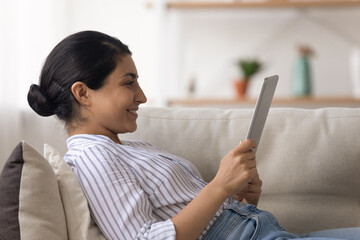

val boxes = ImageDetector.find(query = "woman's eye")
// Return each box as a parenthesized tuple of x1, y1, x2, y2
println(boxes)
(125, 81, 135, 86)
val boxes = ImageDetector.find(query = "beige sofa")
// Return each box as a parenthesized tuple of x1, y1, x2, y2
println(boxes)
(123, 107, 360, 234)
(1, 107, 359, 239)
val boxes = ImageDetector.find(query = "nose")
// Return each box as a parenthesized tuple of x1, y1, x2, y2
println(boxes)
(136, 84, 147, 104)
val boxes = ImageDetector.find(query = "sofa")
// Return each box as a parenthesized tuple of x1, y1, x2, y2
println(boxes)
(0, 107, 359, 239)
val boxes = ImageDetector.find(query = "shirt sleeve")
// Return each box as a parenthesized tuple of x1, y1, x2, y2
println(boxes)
(73, 145, 176, 240)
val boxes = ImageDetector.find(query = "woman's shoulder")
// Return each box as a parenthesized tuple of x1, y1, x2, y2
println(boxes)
(67, 134, 113, 147)
(66, 134, 156, 156)
(65, 135, 160, 169)
(66, 134, 122, 158)
(121, 139, 170, 154)
(121, 139, 153, 148)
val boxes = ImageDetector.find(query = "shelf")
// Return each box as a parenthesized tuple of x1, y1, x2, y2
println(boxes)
(168, 97, 360, 108)
(146, 1, 360, 106)
(164, 0, 360, 9)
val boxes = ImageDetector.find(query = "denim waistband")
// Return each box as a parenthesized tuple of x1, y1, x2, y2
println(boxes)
(203, 201, 359, 240)
(228, 201, 262, 217)
(203, 201, 295, 240)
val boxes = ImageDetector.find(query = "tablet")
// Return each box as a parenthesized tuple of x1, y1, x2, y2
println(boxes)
(246, 75, 278, 152)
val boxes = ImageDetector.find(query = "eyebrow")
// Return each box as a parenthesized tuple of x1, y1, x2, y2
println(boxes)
(120, 73, 138, 79)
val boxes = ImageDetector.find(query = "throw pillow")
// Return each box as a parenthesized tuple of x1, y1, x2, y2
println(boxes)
(44, 143, 106, 240)
(0, 141, 68, 240)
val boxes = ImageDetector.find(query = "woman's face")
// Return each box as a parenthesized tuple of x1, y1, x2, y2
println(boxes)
(86, 54, 147, 141)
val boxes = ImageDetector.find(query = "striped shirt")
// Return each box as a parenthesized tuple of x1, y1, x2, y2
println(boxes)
(64, 134, 232, 240)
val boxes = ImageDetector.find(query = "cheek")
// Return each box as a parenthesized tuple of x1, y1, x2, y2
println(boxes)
(114, 92, 134, 113)
(120, 90, 135, 105)
(93, 89, 134, 119)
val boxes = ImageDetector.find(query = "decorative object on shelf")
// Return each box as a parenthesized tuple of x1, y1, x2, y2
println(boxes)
(234, 59, 262, 97)
(292, 45, 314, 97)
(350, 46, 360, 98)
(187, 74, 197, 97)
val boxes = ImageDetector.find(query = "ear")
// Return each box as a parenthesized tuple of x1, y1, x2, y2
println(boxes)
(71, 82, 91, 106)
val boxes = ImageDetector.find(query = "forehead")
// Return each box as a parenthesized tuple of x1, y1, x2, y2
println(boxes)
(114, 54, 137, 75)
(103, 54, 137, 86)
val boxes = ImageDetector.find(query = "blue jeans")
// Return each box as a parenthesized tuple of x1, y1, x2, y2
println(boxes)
(203, 202, 360, 240)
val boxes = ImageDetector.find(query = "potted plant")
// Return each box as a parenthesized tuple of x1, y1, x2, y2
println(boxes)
(234, 59, 262, 97)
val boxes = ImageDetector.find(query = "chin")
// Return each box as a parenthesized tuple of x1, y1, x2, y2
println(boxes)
(127, 124, 138, 133)
(127, 129, 137, 133)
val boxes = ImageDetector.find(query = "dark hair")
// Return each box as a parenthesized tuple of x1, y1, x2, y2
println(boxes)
(27, 30, 131, 124)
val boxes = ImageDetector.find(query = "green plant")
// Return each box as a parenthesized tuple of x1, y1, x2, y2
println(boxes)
(237, 60, 262, 80)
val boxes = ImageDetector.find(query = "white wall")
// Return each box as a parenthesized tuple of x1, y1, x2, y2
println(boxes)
(0, 0, 158, 168)
(160, 7, 360, 99)
(1, 1, 360, 168)
(63, 0, 159, 104)
(2, 1, 360, 108)
(0, 0, 68, 168)
(0, 0, 158, 108)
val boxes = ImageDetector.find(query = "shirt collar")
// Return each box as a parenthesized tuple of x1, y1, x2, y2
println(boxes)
(66, 134, 115, 149)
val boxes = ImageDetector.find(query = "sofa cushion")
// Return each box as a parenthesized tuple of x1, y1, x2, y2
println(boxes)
(122, 107, 360, 233)
(0, 141, 67, 240)
(44, 143, 106, 240)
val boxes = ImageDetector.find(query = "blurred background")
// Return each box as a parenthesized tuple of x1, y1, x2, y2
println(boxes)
(1, 0, 360, 165)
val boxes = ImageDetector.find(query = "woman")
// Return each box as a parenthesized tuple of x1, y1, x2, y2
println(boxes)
(28, 31, 359, 240)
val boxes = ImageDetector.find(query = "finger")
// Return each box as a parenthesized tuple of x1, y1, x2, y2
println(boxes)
(241, 199, 249, 204)
(248, 151, 256, 160)
(237, 151, 256, 164)
(249, 169, 262, 183)
(235, 140, 256, 153)
(232, 192, 244, 199)
(243, 157, 256, 168)
(238, 139, 256, 151)
(243, 184, 262, 193)
(238, 160, 256, 174)
(242, 168, 257, 184)
(249, 168, 259, 179)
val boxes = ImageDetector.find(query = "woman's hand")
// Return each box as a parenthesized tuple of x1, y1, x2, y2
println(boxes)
(211, 140, 258, 198)
(232, 169, 262, 206)
(171, 139, 258, 240)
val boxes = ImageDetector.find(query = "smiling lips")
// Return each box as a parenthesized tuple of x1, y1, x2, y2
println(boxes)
(127, 109, 138, 117)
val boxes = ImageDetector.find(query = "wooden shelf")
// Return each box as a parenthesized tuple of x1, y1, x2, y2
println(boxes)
(146, 2, 360, 105)
(164, 0, 360, 9)
(168, 97, 360, 108)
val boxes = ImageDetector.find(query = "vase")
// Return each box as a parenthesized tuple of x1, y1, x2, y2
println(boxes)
(292, 56, 312, 97)
(350, 46, 360, 98)
(234, 79, 249, 97)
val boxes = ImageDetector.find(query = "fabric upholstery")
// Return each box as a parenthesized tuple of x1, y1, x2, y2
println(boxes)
(0, 141, 67, 240)
(1, 107, 359, 237)
(44, 144, 106, 240)
(122, 107, 360, 233)
(0, 142, 22, 240)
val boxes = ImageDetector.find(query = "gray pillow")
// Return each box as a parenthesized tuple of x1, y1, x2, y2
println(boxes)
(0, 141, 68, 240)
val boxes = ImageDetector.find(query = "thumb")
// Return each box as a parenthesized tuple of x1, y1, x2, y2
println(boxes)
(241, 199, 249, 204)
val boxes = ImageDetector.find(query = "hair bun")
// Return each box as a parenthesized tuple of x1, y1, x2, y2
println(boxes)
(27, 84, 55, 116)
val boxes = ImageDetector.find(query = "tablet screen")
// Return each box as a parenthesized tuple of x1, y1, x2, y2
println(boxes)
(246, 75, 278, 152)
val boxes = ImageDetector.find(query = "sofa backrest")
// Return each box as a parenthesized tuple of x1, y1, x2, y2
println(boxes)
(1, 107, 358, 236)
(123, 107, 360, 233)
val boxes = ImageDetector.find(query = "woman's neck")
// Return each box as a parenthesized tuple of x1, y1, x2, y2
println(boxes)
(67, 124, 122, 144)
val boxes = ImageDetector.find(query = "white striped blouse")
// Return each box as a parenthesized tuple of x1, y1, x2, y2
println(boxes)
(64, 134, 232, 240)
